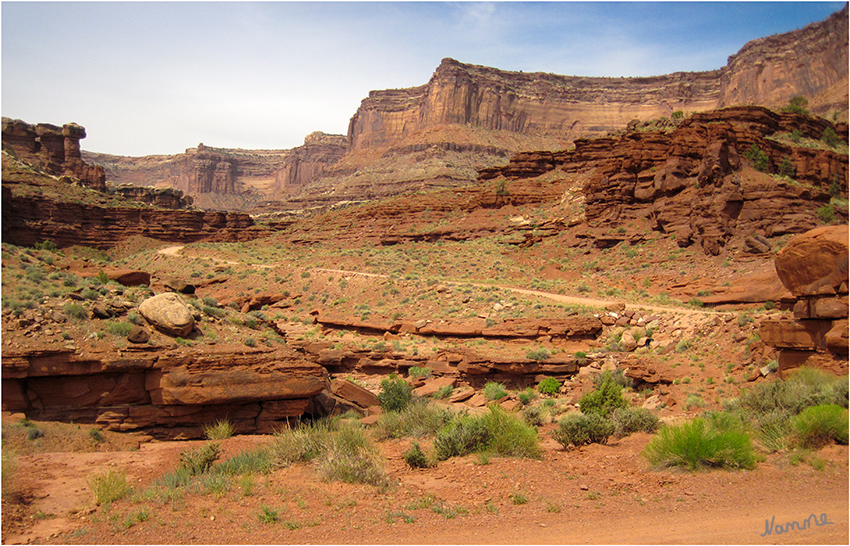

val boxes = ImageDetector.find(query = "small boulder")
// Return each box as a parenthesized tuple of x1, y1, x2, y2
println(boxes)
(163, 279, 196, 295)
(138, 293, 195, 337)
(127, 326, 151, 344)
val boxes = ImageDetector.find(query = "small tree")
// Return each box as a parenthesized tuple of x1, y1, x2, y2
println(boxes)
(822, 127, 840, 149)
(743, 143, 770, 172)
(783, 95, 809, 115)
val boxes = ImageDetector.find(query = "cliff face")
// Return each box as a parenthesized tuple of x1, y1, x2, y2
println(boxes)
(348, 59, 724, 153)
(84, 132, 347, 211)
(719, 4, 849, 114)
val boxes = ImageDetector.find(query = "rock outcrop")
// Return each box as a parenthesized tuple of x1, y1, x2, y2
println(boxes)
(1, 185, 270, 249)
(2, 118, 106, 191)
(1, 347, 330, 438)
(760, 225, 849, 376)
(112, 184, 193, 209)
(481, 106, 848, 255)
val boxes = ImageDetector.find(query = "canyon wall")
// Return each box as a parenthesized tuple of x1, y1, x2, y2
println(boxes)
(82, 5, 848, 209)
(84, 132, 347, 211)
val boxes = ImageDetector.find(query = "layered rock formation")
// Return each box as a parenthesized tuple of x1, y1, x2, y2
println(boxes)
(1, 186, 269, 249)
(759, 225, 849, 376)
(481, 106, 848, 255)
(112, 184, 193, 209)
(2, 118, 106, 191)
(84, 132, 347, 211)
(1, 347, 329, 438)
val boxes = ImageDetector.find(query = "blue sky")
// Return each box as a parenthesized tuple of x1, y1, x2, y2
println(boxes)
(2, 1, 845, 156)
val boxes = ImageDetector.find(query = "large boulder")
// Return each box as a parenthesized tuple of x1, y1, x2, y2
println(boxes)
(774, 225, 849, 297)
(138, 293, 195, 337)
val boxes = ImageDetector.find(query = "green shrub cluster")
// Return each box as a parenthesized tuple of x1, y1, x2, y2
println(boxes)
(403, 442, 435, 469)
(483, 381, 508, 401)
(434, 407, 542, 461)
(580, 371, 629, 417)
(552, 412, 615, 448)
(743, 143, 770, 172)
(378, 374, 413, 412)
(643, 416, 755, 471)
(374, 399, 454, 440)
(537, 377, 560, 395)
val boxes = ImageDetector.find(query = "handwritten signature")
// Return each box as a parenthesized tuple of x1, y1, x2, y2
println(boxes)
(761, 513, 834, 536)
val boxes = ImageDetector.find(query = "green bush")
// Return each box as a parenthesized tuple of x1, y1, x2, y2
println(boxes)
(552, 412, 615, 448)
(791, 404, 849, 448)
(579, 372, 629, 417)
(611, 407, 660, 436)
(434, 407, 542, 461)
(522, 405, 546, 427)
(316, 425, 389, 487)
(816, 205, 836, 224)
(537, 377, 560, 395)
(403, 442, 435, 469)
(88, 470, 133, 505)
(105, 321, 135, 337)
(778, 157, 796, 178)
(782, 95, 809, 115)
(643, 416, 756, 471)
(213, 448, 272, 476)
(483, 381, 508, 401)
(407, 366, 431, 380)
(179, 442, 222, 475)
(481, 406, 542, 459)
(63, 303, 88, 320)
(743, 143, 770, 172)
(204, 419, 235, 440)
(269, 421, 334, 466)
(378, 374, 413, 412)
(434, 385, 453, 399)
(526, 347, 551, 361)
(434, 413, 490, 460)
(374, 400, 454, 440)
(822, 127, 840, 148)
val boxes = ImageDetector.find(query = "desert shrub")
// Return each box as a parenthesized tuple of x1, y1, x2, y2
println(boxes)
(269, 421, 334, 466)
(743, 143, 770, 172)
(63, 303, 88, 320)
(579, 372, 629, 417)
(89, 428, 104, 443)
(243, 337, 257, 347)
(642, 417, 755, 471)
(483, 381, 507, 401)
(434, 385, 453, 399)
(735, 367, 844, 417)
(213, 448, 272, 476)
(574, 351, 588, 365)
(822, 126, 840, 148)
(495, 179, 509, 196)
(105, 321, 134, 337)
(373, 399, 453, 440)
(434, 407, 542, 460)
(522, 404, 546, 427)
(81, 288, 100, 301)
(434, 413, 490, 460)
(782, 95, 809, 115)
(378, 374, 413, 412)
(552, 412, 615, 448)
(88, 470, 133, 505)
(537, 377, 560, 395)
(203, 305, 224, 317)
(526, 347, 551, 361)
(407, 366, 431, 380)
(611, 407, 660, 436)
(816, 204, 835, 224)
(592, 368, 631, 389)
(791, 404, 849, 448)
(315, 425, 389, 487)
(27, 427, 44, 440)
(179, 442, 222, 475)
(518, 388, 535, 405)
(403, 442, 435, 469)
(482, 406, 542, 459)
(204, 419, 235, 440)
(778, 157, 796, 178)
(258, 505, 279, 524)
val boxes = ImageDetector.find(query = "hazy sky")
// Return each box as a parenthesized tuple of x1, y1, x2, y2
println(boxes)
(2, 1, 844, 156)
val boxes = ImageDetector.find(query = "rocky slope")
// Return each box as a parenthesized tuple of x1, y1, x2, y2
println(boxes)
(81, 5, 847, 210)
